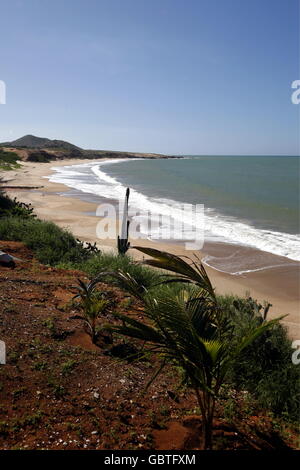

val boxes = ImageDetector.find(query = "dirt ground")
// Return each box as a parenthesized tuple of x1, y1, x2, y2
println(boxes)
(0, 241, 298, 450)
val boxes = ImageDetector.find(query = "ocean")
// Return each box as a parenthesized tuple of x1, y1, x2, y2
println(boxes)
(47, 155, 300, 273)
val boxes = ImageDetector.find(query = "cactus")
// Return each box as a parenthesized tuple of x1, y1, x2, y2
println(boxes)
(117, 188, 130, 255)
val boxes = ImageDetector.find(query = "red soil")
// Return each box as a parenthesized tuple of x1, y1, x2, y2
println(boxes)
(0, 241, 297, 450)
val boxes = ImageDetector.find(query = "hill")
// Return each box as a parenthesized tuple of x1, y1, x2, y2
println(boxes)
(0, 135, 175, 162)
(0, 135, 82, 151)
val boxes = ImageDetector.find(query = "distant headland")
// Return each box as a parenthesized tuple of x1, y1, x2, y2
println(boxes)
(0, 134, 177, 162)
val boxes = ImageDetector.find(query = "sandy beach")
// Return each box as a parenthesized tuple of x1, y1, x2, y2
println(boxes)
(1, 159, 299, 338)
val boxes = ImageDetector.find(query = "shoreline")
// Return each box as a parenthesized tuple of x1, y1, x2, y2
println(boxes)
(1, 158, 299, 338)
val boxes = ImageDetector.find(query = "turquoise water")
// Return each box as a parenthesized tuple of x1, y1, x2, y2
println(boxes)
(48, 155, 300, 263)
(105, 156, 299, 235)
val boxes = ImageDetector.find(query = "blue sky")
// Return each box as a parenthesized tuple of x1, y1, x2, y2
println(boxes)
(0, 0, 299, 155)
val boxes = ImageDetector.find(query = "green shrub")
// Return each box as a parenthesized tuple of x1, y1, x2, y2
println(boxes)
(0, 193, 36, 218)
(219, 295, 300, 421)
(0, 150, 20, 170)
(74, 251, 160, 289)
(0, 216, 93, 265)
(26, 152, 50, 162)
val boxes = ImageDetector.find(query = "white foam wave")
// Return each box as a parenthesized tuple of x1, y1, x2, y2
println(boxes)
(46, 160, 300, 263)
(202, 254, 299, 275)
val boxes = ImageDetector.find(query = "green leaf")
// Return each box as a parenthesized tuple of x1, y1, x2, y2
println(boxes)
(133, 246, 215, 297)
(111, 312, 164, 344)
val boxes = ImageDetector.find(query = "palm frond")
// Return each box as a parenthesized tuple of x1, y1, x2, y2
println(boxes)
(109, 312, 165, 344)
(133, 246, 215, 297)
(95, 269, 147, 301)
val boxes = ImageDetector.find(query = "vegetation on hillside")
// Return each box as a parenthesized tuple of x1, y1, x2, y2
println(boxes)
(0, 134, 82, 151)
(0, 182, 35, 218)
(96, 247, 283, 448)
(0, 149, 21, 170)
(0, 134, 174, 162)
(0, 216, 99, 265)
(26, 151, 51, 162)
(0, 189, 299, 449)
(220, 295, 300, 421)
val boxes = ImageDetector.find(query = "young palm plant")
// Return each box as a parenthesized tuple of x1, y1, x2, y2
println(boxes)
(103, 247, 283, 449)
(73, 279, 110, 344)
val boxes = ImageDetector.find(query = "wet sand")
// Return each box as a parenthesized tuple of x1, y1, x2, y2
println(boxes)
(2, 159, 299, 338)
